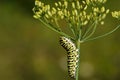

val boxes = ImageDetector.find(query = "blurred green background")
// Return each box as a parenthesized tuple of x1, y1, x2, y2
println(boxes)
(0, 0, 120, 80)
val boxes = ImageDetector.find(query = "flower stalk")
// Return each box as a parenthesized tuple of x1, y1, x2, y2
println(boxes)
(75, 34, 81, 80)
(75, 41, 80, 80)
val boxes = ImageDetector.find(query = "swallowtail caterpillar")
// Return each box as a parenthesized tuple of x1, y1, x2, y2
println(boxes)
(59, 36, 79, 78)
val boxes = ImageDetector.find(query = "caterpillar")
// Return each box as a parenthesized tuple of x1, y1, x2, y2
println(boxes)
(59, 36, 79, 78)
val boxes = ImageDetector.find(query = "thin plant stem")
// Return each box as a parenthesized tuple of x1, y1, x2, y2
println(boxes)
(68, 23, 76, 38)
(82, 22, 97, 41)
(69, 20, 78, 39)
(54, 18, 62, 31)
(82, 21, 96, 39)
(38, 19, 75, 41)
(82, 24, 120, 42)
(65, 18, 76, 37)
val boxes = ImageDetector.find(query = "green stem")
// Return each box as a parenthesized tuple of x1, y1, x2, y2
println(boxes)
(38, 19, 75, 41)
(68, 23, 76, 38)
(54, 18, 62, 31)
(82, 24, 120, 42)
(82, 22, 97, 41)
(82, 21, 96, 39)
(75, 27, 81, 80)
(75, 40, 80, 80)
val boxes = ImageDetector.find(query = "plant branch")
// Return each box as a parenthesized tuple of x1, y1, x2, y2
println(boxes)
(82, 24, 120, 42)
(54, 18, 62, 31)
(38, 19, 75, 41)
(82, 21, 96, 39)
(68, 23, 76, 38)
(82, 21, 97, 41)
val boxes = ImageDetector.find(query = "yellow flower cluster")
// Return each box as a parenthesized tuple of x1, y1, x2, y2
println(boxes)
(91, 6, 109, 24)
(112, 11, 120, 20)
(86, 0, 107, 5)
(33, 0, 109, 26)
(33, 1, 51, 19)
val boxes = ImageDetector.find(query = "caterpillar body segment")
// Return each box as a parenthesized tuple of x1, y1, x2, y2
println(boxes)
(59, 36, 79, 78)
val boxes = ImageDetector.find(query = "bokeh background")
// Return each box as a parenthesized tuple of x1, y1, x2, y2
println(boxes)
(0, 0, 120, 80)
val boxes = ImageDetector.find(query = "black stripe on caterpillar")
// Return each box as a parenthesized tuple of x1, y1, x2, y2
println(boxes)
(59, 36, 79, 78)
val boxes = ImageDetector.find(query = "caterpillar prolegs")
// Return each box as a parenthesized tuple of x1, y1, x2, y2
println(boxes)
(59, 36, 79, 78)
